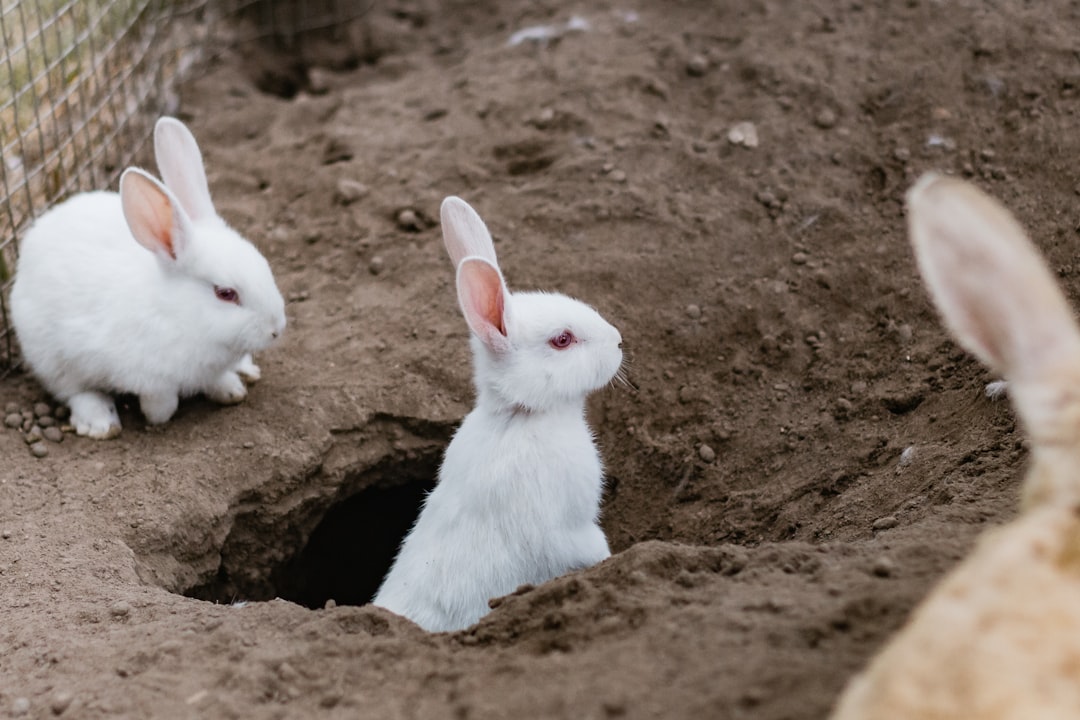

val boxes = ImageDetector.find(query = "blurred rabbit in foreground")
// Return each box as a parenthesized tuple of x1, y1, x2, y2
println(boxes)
(832, 174, 1080, 718)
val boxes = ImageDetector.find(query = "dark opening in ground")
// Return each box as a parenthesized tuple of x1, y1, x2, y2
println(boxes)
(184, 430, 447, 609)
(273, 476, 437, 608)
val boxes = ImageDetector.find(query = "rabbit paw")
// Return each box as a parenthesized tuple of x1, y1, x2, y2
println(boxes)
(68, 392, 121, 439)
(206, 371, 248, 405)
(139, 392, 179, 425)
(985, 380, 1009, 400)
(234, 353, 261, 383)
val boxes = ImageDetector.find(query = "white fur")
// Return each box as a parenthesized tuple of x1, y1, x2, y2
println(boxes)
(10, 117, 285, 438)
(373, 197, 622, 632)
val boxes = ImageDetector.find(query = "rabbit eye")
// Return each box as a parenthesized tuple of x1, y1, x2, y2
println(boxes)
(214, 285, 240, 304)
(549, 331, 575, 350)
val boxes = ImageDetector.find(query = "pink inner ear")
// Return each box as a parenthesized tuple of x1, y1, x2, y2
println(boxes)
(458, 259, 508, 347)
(122, 172, 177, 260)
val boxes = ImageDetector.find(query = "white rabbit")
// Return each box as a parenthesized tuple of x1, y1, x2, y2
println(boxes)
(10, 117, 286, 439)
(831, 174, 1080, 718)
(373, 196, 623, 632)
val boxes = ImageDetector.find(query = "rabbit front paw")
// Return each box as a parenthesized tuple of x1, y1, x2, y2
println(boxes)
(205, 371, 248, 405)
(69, 392, 121, 439)
(234, 353, 261, 383)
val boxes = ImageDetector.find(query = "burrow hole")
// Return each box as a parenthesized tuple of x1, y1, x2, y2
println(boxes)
(184, 438, 445, 609)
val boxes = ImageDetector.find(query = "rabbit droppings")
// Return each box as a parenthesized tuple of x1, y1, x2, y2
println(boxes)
(373, 197, 624, 632)
(831, 174, 1080, 718)
(10, 117, 286, 439)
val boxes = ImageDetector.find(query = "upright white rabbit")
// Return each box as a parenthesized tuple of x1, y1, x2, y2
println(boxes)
(373, 196, 623, 632)
(10, 117, 286, 439)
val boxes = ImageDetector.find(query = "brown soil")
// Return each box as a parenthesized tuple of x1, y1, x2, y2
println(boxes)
(2, 1, 1074, 717)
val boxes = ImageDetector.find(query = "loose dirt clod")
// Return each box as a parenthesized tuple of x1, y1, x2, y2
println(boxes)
(727, 121, 759, 148)
(686, 54, 709, 76)
(50, 692, 72, 716)
(335, 179, 369, 205)
(872, 516, 899, 531)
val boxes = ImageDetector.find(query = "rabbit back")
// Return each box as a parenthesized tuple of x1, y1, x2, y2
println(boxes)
(12, 192, 170, 400)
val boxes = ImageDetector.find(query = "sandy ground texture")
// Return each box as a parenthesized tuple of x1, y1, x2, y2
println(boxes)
(3, 0, 1080, 717)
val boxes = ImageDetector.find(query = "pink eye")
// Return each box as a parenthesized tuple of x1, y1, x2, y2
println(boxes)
(549, 331, 574, 350)
(214, 285, 240, 304)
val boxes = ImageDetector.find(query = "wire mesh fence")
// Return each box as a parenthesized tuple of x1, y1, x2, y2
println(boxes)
(0, 0, 374, 376)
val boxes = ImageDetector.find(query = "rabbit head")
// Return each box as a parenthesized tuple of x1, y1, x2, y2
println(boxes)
(121, 118, 286, 356)
(441, 196, 623, 413)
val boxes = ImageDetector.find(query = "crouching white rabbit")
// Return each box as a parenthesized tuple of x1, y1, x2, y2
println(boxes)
(373, 197, 624, 632)
(10, 117, 286, 439)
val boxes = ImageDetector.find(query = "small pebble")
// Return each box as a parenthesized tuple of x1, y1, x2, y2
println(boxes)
(11, 697, 29, 717)
(685, 304, 702, 320)
(899, 446, 916, 466)
(50, 691, 73, 715)
(1, 530, 9, 539)
(4, 412, 21, 429)
(686, 53, 709, 76)
(335, 178, 369, 205)
(791, 252, 808, 265)
(110, 600, 132, 618)
(4, 401, 17, 414)
(33, 402, 51, 418)
(872, 516, 899, 531)
(38, 416, 56, 428)
(871, 556, 896, 577)
(324, 598, 337, 609)
(698, 444, 716, 463)
(43, 427, 64, 443)
(396, 208, 422, 232)
(54, 405, 69, 420)
(30, 442, 48, 458)
(306, 67, 331, 95)
(369, 256, 385, 276)
(727, 121, 759, 148)
(678, 385, 699, 404)
(814, 108, 837, 129)
(25, 426, 43, 444)
(609, 169, 627, 183)
(242, 441, 255, 449)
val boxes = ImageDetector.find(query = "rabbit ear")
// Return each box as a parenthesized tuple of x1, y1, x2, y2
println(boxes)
(120, 168, 192, 261)
(457, 257, 511, 353)
(441, 196, 499, 270)
(907, 173, 1080, 382)
(153, 117, 216, 223)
